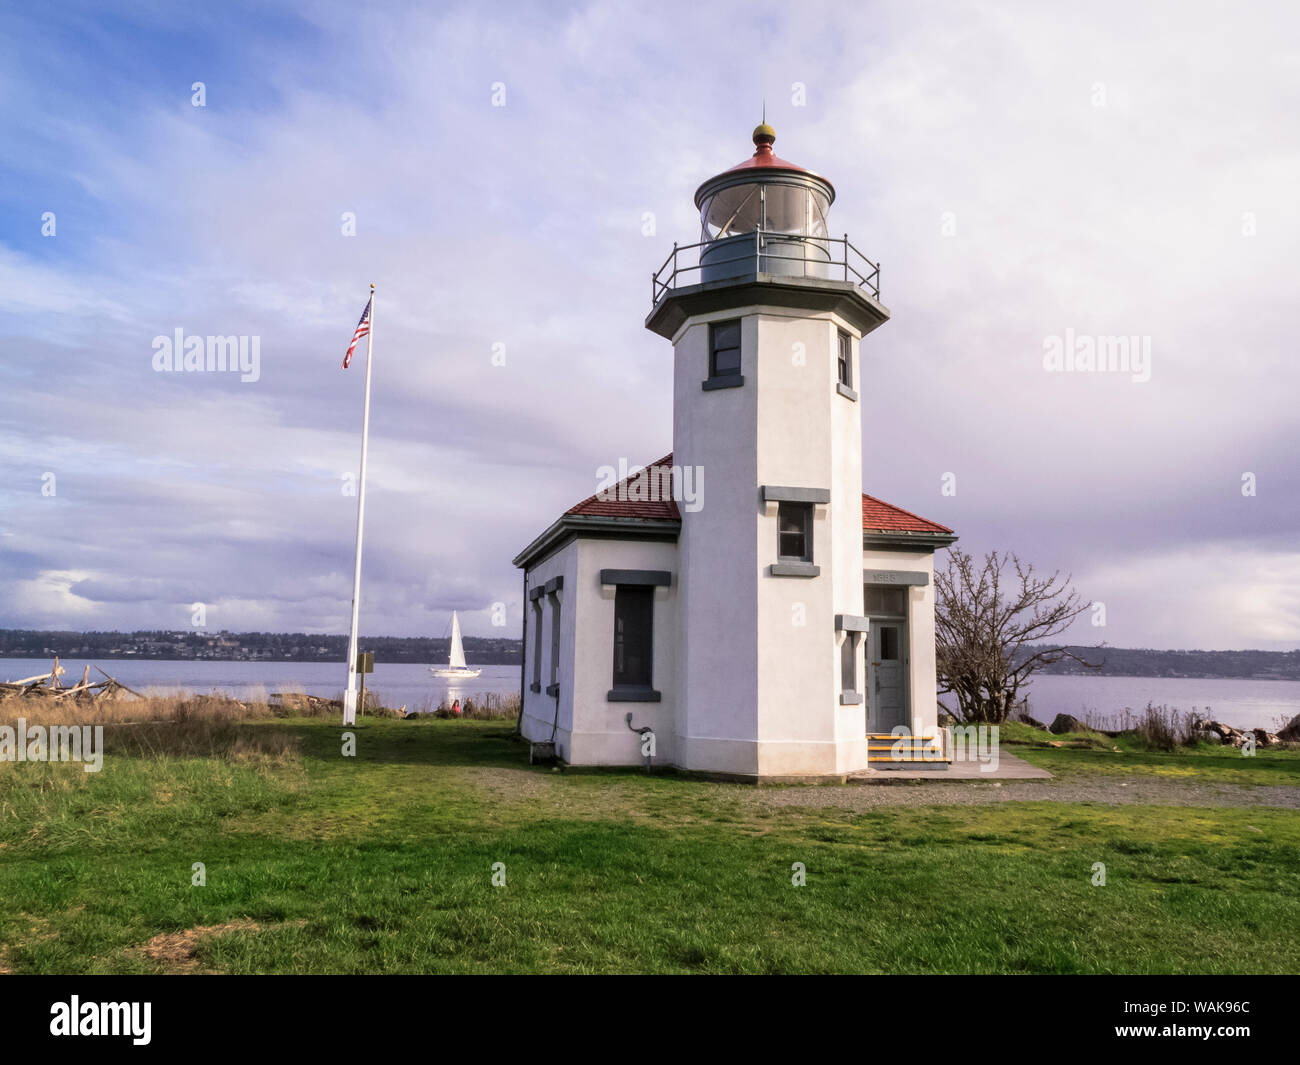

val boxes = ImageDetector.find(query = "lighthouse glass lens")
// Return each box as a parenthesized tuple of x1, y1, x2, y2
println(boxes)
(701, 184, 762, 238)
(763, 184, 830, 237)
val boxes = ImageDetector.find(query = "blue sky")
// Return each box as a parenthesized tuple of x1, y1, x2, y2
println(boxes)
(1, 0, 1297, 649)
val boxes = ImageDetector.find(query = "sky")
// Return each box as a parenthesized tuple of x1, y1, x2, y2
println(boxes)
(0, 0, 1296, 650)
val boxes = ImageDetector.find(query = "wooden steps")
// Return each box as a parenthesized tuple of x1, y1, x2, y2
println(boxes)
(866, 732, 951, 768)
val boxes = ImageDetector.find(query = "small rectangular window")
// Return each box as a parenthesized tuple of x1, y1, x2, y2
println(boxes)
(840, 634, 856, 691)
(880, 627, 900, 660)
(549, 594, 561, 686)
(710, 320, 742, 377)
(612, 585, 654, 689)
(777, 502, 812, 562)
(531, 599, 543, 688)
(837, 330, 853, 388)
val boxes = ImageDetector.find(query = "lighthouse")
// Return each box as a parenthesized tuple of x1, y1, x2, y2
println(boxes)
(513, 125, 954, 779)
(646, 123, 889, 776)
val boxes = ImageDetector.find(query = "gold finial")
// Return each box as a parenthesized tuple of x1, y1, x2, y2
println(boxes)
(752, 122, 775, 147)
(370, 282, 375, 290)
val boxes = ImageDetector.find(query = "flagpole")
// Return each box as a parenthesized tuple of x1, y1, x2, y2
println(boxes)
(343, 283, 375, 726)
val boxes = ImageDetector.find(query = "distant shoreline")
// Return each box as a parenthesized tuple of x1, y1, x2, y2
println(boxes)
(1, 636, 1297, 680)
(1, 652, 1298, 684)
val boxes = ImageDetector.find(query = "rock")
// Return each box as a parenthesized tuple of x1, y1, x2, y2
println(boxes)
(1278, 713, 1300, 743)
(1049, 713, 1090, 735)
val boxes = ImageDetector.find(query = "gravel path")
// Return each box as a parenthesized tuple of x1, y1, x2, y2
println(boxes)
(739, 776, 1300, 811)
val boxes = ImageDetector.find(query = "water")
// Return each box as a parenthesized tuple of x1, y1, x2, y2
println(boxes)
(1020, 674, 1300, 733)
(0, 658, 521, 713)
(5, 659, 1297, 732)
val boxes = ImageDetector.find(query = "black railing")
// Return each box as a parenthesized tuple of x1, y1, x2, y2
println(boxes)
(651, 231, 881, 305)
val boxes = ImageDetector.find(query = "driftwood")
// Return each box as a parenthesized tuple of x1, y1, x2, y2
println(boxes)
(93, 666, 145, 699)
(1, 661, 143, 703)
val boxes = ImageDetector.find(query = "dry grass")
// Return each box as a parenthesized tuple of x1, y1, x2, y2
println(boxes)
(0, 693, 304, 761)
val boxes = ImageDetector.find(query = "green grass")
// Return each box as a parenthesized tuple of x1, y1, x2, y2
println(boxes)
(1, 718, 1297, 973)
(997, 720, 1300, 786)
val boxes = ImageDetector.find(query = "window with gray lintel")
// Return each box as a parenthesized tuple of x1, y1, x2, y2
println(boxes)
(764, 486, 827, 578)
(608, 584, 659, 702)
(836, 614, 869, 705)
(545, 576, 563, 696)
(704, 319, 744, 390)
(836, 329, 858, 401)
(529, 588, 543, 692)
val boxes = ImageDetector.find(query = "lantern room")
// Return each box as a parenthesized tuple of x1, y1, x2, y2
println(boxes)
(691, 124, 839, 283)
(647, 122, 884, 341)
(695, 123, 835, 240)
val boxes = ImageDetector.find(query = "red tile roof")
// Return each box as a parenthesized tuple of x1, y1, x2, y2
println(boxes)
(566, 454, 682, 521)
(861, 492, 952, 534)
(564, 453, 951, 534)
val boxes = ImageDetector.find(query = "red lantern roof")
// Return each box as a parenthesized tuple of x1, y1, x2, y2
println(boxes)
(724, 122, 813, 174)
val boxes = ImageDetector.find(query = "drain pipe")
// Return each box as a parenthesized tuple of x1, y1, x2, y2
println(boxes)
(625, 713, 655, 773)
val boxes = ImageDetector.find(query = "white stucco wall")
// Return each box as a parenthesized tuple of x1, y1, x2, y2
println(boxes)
(672, 314, 761, 775)
(567, 538, 679, 766)
(666, 304, 873, 777)
(752, 312, 867, 775)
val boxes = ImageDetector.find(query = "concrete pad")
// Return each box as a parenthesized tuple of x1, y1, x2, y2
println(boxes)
(852, 749, 1052, 782)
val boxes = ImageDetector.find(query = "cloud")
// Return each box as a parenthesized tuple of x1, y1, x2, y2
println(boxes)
(0, 0, 1296, 647)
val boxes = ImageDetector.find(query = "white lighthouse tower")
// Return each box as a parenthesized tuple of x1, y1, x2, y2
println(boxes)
(646, 123, 889, 777)
(514, 124, 952, 779)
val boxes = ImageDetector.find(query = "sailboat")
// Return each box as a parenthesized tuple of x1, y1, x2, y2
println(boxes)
(429, 611, 481, 679)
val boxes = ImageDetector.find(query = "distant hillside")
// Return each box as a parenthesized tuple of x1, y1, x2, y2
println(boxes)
(0, 629, 522, 665)
(1022, 646, 1300, 681)
(2, 631, 1297, 679)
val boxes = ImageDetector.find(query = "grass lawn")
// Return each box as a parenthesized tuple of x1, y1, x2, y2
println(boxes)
(1, 717, 1298, 974)
(999, 720, 1300, 786)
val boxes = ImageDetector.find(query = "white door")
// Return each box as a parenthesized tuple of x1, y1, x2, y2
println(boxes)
(869, 622, 908, 732)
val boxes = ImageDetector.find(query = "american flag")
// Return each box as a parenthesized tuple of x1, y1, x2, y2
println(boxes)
(342, 294, 372, 369)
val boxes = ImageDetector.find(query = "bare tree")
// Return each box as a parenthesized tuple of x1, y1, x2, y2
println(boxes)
(934, 548, 1098, 723)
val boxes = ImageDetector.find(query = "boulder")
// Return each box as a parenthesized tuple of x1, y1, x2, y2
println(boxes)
(1278, 713, 1300, 743)
(1049, 713, 1090, 735)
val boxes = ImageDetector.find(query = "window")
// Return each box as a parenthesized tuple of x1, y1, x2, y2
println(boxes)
(709, 320, 742, 377)
(547, 590, 561, 693)
(837, 330, 853, 388)
(879, 626, 899, 661)
(612, 585, 654, 690)
(530, 597, 543, 691)
(840, 634, 856, 691)
(865, 585, 907, 616)
(777, 502, 812, 561)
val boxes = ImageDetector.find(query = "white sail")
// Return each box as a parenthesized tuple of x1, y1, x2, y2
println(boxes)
(448, 611, 467, 669)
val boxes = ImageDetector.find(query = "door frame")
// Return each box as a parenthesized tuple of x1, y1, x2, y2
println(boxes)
(863, 582, 910, 734)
